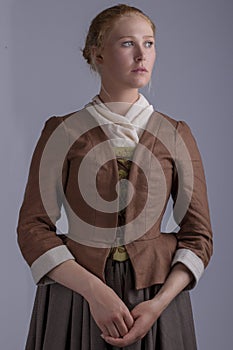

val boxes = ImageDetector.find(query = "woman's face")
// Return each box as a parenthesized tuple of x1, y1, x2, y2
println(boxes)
(95, 14, 156, 92)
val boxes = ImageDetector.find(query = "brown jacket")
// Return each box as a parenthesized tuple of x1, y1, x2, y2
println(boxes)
(17, 108, 213, 290)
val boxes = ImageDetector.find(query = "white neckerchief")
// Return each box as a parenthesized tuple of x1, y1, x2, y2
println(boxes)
(84, 93, 154, 147)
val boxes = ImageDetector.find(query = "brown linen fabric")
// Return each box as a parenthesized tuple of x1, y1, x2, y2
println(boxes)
(17, 109, 213, 290)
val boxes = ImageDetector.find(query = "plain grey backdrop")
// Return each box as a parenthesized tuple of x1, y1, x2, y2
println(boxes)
(1, 0, 232, 349)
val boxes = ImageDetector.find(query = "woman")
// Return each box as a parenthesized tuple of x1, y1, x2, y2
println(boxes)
(17, 4, 213, 349)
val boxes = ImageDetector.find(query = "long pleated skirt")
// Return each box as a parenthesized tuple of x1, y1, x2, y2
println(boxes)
(25, 258, 197, 350)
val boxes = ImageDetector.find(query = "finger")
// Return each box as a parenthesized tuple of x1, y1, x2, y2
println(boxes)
(105, 323, 120, 338)
(114, 318, 129, 337)
(121, 322, 143, 344)
(113, 309, 135, 337)
(103, 333, 141, 348)
(103, 318, 143, 347)
(130, 306, 141, 319)
(101, 325, 109, 337)
(124, 311, 134, 330)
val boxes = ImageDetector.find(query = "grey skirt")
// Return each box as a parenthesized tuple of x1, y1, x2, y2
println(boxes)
(25, 258, 197, 350)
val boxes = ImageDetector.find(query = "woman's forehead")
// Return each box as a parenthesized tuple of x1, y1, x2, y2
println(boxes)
(105, 15, 154, 41)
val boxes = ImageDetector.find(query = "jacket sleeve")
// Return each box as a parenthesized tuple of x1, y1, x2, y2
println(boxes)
(17, 116, 75, 285)
(170, 120, 213, 289)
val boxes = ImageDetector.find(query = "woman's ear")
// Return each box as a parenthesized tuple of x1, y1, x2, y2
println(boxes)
(91, 46, 103, 65)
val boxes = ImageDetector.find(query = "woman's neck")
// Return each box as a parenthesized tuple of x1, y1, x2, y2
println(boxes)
(98, 89, 140, 116)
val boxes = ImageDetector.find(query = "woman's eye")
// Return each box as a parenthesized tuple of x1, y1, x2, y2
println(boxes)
(122, 41, 134, 47)
(145, 41, 154, 48)
(121, 41, 154, 48)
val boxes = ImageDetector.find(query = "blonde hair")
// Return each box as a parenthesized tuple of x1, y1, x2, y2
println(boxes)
(82, 4, 156, 72)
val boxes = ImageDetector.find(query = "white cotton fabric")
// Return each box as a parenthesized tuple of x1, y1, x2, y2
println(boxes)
(31, 246, 75, 285)
(171, 248, 204, 288)
(84, 93, 154, 147)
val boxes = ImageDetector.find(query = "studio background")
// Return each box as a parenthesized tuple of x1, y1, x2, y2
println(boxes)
(1, 0, 232, 349)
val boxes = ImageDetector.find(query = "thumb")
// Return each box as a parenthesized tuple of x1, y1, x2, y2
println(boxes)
(130, 305, 141, 319)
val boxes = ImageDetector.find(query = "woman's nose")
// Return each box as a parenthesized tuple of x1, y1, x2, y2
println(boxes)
(135, 55, 145, 62)
(134, 45, 146, 62)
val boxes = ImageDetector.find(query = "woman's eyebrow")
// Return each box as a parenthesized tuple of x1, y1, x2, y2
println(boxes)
(117, 35, 154, 39)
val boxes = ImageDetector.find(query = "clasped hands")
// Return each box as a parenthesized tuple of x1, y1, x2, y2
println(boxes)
(87, 282, 164, 348)
(101, 299, 162, 348)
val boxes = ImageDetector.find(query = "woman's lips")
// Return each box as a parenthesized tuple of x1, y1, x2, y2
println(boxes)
(131, 67, 148, 73)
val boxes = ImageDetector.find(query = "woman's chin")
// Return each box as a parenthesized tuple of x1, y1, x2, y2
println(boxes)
(130, 82, 150, 89)
(128, 77, 151, 89)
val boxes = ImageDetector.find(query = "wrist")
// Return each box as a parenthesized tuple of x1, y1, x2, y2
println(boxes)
(151, 289, 171, 313)
(81, 274, 106, 302)
(150, 264, 194, 313)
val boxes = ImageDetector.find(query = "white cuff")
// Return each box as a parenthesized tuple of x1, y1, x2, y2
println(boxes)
(31, 245, 75, 284)
(171, 248, 204, 289)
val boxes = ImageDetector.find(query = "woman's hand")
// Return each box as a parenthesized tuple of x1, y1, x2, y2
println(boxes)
(86, 280, 134, 339)
(102, 263, 194, 347)
(46, 259, 134, 339)
(48, 260, 193, 345)
(101, 299, 163, 347)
